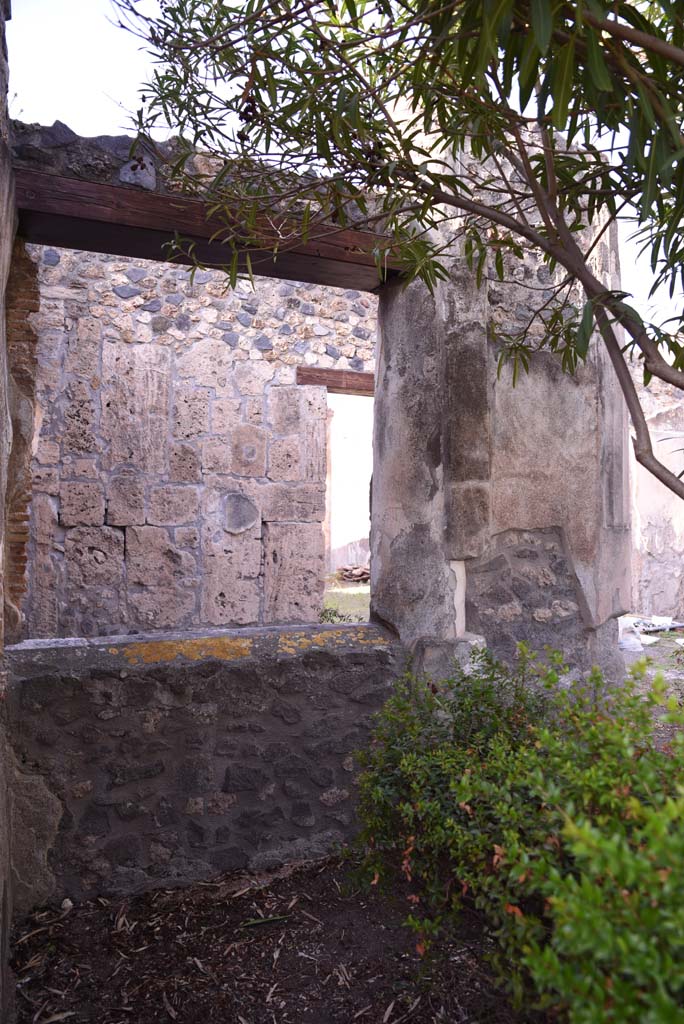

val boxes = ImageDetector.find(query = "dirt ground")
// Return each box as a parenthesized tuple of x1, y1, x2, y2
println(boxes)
(624, 632, 684, 744)
(11, 858, 541, 1024)
(322, 581, 371, 621)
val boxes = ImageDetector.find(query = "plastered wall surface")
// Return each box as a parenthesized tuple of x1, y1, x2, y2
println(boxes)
(630, 375, 684, 617)
(8, 246, 376, 640)
(0, 2, 15, 1017)
(372, 249, 631, 674)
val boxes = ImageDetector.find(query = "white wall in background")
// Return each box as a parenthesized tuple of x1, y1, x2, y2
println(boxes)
(328, 394, 373, 569)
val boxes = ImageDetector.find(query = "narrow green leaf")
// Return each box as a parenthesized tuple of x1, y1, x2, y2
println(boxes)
(495, 248, 504, 281)
(552, 39, 576, 129)
(531, 0, 553, 55)
(575, 300, 593, 359)
(585, 29, 613, 92)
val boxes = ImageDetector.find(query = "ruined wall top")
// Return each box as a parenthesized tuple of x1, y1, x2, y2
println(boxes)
(11, 120, 193, 194)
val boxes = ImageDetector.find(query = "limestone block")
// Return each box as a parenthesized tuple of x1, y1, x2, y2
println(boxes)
(65, 317, 101, 378)
(29, 547, 59, 637)
(32, 466, 59, 495)
(102, 342, 169, 414)
(200, 480, 223, 517)
(263, 522, 325, 623)
(269, 387, 325, 480)
(101, 344, 170, 473)
(147, 486, 200, 527)
(177, 338, 237, 391)
(268, 386, 301, 434)
(202, 438, 232, 475)
(173, 385, 210, 439)
(68, 458, 99, 479)
(176, 527, 199, 548)
(268, 437, 302, 482)
(63, 380, 96, 453)
(302, 415, 326, 482)
(231, 424, 267, 477)
(36, 439, 60, 465)
(233, 361, 275, 396)
(260, 483, 325, 523)
(244, 397, 264, 425)
(211, 397, 241, 434)
(300, 385, 327, 422)
(106, 475, 145, 526)
(169, 443, 201, 483)
(128, 587, 196, 629)
(201, 563, 260, 625)
(65, 527, 125, 587)
(126, 525, 197, 586)
(59, 482, 105, 526)
(201, 525, 262, 573)
(32, 492, 58, 547)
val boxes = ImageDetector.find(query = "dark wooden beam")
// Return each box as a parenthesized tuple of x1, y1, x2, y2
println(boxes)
(296, 366, 375, 396)
(14, 168, 401, 293)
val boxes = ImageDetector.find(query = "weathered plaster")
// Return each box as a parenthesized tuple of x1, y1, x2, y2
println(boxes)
(630, 375, 684, 617)
(372, 249, 631, 674)
(0, 2, 16, 1017)
(9, 753, 62, 915)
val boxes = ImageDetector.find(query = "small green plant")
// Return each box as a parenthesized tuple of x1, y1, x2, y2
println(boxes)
(357, 646, 684, 1022)
(319, 605, 354, 624)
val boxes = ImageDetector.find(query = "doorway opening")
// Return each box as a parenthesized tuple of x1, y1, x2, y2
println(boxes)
(323, 392, 373, 622)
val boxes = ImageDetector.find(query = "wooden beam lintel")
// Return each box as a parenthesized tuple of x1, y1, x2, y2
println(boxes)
(14, 167, 401, 293)
(296, 365, 375, 396)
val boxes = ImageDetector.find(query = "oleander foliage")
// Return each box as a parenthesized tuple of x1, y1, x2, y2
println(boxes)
(358, 647, 684, 1022)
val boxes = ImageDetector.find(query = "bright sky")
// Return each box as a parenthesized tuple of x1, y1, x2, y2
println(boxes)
(6, 0, 152, 137)
(5, 0, 680, 326)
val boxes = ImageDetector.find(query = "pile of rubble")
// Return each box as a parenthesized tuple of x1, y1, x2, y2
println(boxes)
(619, 614, 684, 653)
(336, 565, 370, 584)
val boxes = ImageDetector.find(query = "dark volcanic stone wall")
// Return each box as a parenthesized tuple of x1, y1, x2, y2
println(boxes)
(6, 625, 404, 903)
(466, 527, 622, 673)
(467, 528, 587, 664)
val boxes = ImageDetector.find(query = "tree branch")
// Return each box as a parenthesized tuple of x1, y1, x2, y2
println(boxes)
(583, 10, 684, 70)
(594, 306, 684, 499)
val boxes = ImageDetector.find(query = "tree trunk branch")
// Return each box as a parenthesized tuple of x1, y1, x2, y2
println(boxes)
(594, 307, 684, 499)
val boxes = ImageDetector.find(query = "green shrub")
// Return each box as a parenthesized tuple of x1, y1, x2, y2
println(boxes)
(319, 605, 354, 624)
(357, 646, 684, 1022)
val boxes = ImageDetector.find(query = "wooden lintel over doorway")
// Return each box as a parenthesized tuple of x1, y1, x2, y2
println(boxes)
(296, 366, 375, 396)
(13, 168, 401, 293)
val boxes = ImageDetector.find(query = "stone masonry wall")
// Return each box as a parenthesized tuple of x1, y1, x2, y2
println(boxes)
(5, 624, 403, 904)
(13, 246, 376, 640)
(0, 1, 15, 1018)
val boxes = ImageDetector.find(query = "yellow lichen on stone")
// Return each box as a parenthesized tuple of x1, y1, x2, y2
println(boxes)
(277, 632, 314, 655)
(120, 635, 253, 666)
(277, 626, 389, 655)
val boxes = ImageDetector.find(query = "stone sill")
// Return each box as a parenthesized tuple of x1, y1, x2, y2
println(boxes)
(6, 622, 396, 673)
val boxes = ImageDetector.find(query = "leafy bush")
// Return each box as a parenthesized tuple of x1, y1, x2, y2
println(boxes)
(357, 646, 684, 1022)
(319, 605, 354, 624)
